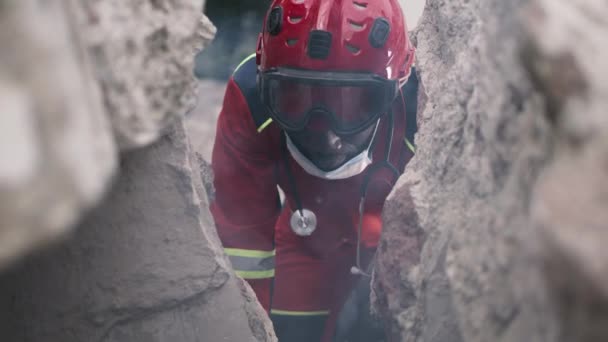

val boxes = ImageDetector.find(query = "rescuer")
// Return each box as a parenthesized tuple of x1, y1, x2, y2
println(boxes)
(210, 0, 418, 340)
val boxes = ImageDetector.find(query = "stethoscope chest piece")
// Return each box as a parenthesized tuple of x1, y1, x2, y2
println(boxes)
(290, 209, 317, 236)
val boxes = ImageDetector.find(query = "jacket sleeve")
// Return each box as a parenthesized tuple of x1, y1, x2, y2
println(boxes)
(210, 77, 280, 311)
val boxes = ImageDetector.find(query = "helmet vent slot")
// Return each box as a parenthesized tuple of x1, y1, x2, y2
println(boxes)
(348, 19, 365, 31)
(267, 6, 283, 36)
(346, 43, 361, 54)
(286, 38, 299, 46)
(308, 30, 332, 60)
(288, 15, 303, 24)
(369, 18, 391, 48)
(353, 1, 368, 10)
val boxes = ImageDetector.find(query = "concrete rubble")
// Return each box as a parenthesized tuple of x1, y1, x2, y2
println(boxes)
(0, 122, 276, 342)
(373, 0, 608, 341)
(0, 0, 216, 270)
(0, 0, 275, 341)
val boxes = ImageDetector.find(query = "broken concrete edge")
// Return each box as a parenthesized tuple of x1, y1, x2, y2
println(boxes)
(189, 134, 277, 341)
(77, 1, 216, 151)
(103, 120, 276, 341)
(372, 181, 429, 341)
(235, 276, 279, 342)
(109, 10, 217, 151)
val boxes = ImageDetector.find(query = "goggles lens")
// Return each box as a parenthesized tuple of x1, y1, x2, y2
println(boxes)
(261, 69, 396, 134)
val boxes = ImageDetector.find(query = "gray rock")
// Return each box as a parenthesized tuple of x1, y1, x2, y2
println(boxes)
(373, 185, 436, 342)
(0, 0, 117, 270)
(373, 0, 567, 340)
(77, 0, 215, 149)
(525, 0, 608, 341)
(0, 0, 215, 271)
(195, 152, 215, 202)
(0, 1, 275, 340)
(0, 121, 276, 342)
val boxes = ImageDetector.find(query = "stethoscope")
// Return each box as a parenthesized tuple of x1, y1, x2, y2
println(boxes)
(282, 107, 400, 277)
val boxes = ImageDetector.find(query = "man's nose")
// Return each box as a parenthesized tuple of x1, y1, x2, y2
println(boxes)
(327, 130, 343, 151)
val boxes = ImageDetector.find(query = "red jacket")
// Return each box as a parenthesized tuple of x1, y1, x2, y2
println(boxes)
(210, 54, 417, 314)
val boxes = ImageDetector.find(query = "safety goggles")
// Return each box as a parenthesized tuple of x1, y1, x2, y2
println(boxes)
(259, 67, 398, 135)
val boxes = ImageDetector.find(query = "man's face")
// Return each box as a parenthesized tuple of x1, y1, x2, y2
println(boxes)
(287, 117, 377, 171)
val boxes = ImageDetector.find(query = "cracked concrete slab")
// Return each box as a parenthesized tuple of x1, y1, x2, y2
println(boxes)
(0, 121, 276, 342)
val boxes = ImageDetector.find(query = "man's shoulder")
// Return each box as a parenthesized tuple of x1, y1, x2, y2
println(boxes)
(231, 54, 274, 134)
(232, 54, 257, 92)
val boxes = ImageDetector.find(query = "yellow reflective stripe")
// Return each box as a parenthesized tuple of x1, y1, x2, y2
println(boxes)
(404, 137, 416, 153)
(271, 309, 330, 316)
(257, 118, 274, 133)
(225, 249, 275, 278)
(224, 248, 275, 258)
(235, 269, 275, 279)
(233, 53, 257, 75)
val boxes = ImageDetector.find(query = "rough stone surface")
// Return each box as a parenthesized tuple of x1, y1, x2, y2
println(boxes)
(373, 185, 428, 342)
(375, 0, 608, 341)
(373, 0, 564, 341)
(195, 152, 216, 202)
(0, 121, 276, 342)
(0, 0, 117, 270)
(78, 0, 215, 149)
(526, 1, 608, 341)
(0, 0, 215, 270)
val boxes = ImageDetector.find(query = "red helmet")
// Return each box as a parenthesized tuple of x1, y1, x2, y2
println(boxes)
(257, 0, 415, 135)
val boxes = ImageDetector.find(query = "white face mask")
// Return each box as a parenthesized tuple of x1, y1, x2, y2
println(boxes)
(285, 122, 379, 180)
